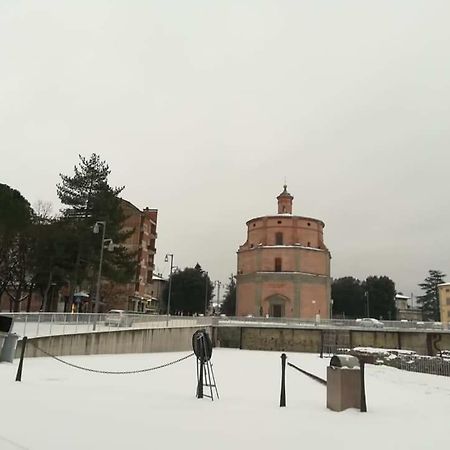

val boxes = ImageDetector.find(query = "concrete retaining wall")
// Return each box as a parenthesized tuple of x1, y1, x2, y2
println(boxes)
(14, 325, 450, 359)
(216, 326, 450, 356)
(17, 326, 212, 358)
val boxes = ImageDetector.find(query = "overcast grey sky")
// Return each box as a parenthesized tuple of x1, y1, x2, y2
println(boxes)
(1, 1, 449, 300)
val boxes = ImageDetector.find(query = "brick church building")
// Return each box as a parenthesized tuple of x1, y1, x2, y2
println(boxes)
(236, 186, 331, 319)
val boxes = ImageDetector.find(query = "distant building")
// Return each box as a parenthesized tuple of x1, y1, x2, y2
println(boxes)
(438, 283, 450, 325)
(146, 273, 168, 313)
(106, 199, 158, 312)
(236, 185, 331, 318)
(395, 294, 422, 321)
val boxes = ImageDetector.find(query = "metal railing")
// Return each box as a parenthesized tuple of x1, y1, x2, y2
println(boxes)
(5, 313, 214, 338)
(216, 316, 450, 331)
(2, 312, 449, 338)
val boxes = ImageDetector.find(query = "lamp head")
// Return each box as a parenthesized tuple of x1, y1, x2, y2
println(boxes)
(165, 254, 168, 263)
(93, 223, 100, 234)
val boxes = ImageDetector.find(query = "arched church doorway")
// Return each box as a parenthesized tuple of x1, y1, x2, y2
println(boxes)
(265, 294, 289, 318)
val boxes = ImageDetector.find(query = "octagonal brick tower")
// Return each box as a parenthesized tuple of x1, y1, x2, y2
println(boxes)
(236, 185, 331, 319)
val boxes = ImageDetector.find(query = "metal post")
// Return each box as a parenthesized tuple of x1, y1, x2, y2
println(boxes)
(365, 291, 370, 317)
(36, 313, 41, 337)
(280, 353, 287, 407)
(196, 359, 204, 399)
(165, 254, 174, 327)
(204, 272, 209, 315)
(23, 314, 28, 337)
(320, 330, 324, 359)
(214, 280, 222, 311)
(15, 337, 28, 382)
(360, 360, 367, 412)
(94, 221, 106, 314)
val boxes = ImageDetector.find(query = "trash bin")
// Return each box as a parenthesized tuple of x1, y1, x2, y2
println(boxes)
(327, 355, 361, 412)
(0, 333, 19, 363)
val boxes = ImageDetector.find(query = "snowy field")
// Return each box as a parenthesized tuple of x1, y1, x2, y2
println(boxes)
(1, 349, 449, 450)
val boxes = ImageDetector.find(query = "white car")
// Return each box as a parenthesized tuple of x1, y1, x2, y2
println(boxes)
(104, 310, 134, 327)
(356, 318, 384, 328)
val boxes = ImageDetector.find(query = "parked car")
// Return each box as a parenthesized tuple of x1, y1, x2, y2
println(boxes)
(104, 310, 134, 327)
(356, 318, 384, 328)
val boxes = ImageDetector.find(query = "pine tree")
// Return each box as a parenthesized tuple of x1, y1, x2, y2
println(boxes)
(417, 270, 446, 321)
(57, 153, 124, 216)
(56, 154, 135, 308)
(221, 274, 236, 316)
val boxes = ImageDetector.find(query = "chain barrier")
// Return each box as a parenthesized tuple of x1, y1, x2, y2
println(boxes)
(28, 341, 195, 375)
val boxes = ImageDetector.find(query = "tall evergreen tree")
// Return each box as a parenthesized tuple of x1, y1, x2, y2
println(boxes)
(331, 277, 364, 318)
(363, 276, 396, 320)
(417, 270, 446, 321)
(221, 274, 236, 316)
(163, 264, 213, 315)
(56, 154, 135, 308)
(0, 184, 33, 311)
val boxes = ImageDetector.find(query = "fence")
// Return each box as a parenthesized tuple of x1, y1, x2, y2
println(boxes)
(321, 330, 351, 357)
(3, 312, 450, 339)
(217, 316, 450, 332)
(389, 354, 450, 377)
(6, 313, 214, 338)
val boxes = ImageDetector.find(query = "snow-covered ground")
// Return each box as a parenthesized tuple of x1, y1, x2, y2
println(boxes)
(0, 349, 449, 450)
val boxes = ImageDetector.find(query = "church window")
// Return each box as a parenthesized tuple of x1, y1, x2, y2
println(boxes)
(275, 258, 282, 272)
(275, 232, 283, 245)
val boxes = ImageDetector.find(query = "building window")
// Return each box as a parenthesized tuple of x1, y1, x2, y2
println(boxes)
(275, 258, 282, 272)
(250, 244, 254, 248)
(307, 241, 311, 247)
(448, 310, 450, 318)
(253, 223, 256, 227)
(275, 232, 283, 245)
(307, 222, 311, 226)
(447, 297, 450, 306)
(446, 288, 450, 293)
(277, 220, 282, 224)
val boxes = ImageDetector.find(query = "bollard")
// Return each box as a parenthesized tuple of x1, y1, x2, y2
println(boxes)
(280, 353, 287, 407)
(320, 330, 324, 359)
(360, 360, 367, 412)
(15, 336, 28, 382)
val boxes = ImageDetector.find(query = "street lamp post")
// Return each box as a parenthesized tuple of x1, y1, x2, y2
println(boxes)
(365, 291, 370, 317)
(92, 221, 115, 331)
(93, 221, 106, 316)
(204, 272, 209, 316)
(165, 253, 174, 326)
(214, 280, 222, 310)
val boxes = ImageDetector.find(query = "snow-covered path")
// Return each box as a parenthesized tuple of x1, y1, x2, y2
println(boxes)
(0, 349, 449, 450)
